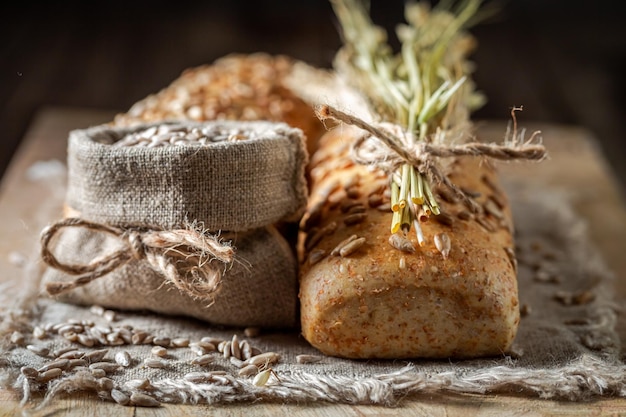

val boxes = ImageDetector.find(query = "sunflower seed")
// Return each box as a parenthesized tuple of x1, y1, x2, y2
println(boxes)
(97, 377, 114, 392)
(308, 248, 326, 265)
(222, 342, 232, 359)
(573, 290, 596, 305)
(476, 216, 496, 232)
(504, 247, 518, 272)
(90, 368, 106, 378)
(62, 332, 78, 342)
(520, 304, 531, 317)
(89, 362, 120, 373)
(37, 368, 63, 382)
(388, 233, 415, 253)
(106, 331, 123, 346)
(84, 349, 109, 363)
(305, 221, 337, 251)
(130, 331, 147, 345)
(172, 338, 190, 348)
(77, 334, 95, 347)
(240, 340, 252, 360)
(115, 351, 132, 367)
(230, 356, 245, 368)
(434, 233, 451, 259)
(130, 392, 160, 407)
(10, 331, 25, 346)
(346, 204, 367, 214)
(367, 193, 383, 208)
(434, 211, 454, 227)
(243, 327, 260, 338)
(56, 348, 82, 359)
(111, 389, 130, 406)
(196, 341, 217, 351)
(330, 234, 358, 256)
(239, 364, 259, 377)
(144, 358, 167, 369)
(190, 355, 215, 366)
(296, 354, 322, 364)
(125, 379, 152, 390)
(246, 352, 280, 367)
(57, 324, 81, 335)
(152, 337, 171, 347)
(20, 366, 39, 378)
(194, 335, 216, 344)
(90, 305, 105, 316)
(457, 210, 472, 221)
(32, 326, 46, 339)
(339, 237, 366, 257)
(190, 342, 215, 356)
(26, 344, 50, 357)
(184, 372, 213, 383)
(189, 344, 205, 356)
(103, 310, 117, 322)
(231, 335, 241, 360)
(118, 328, 133, 344)
(38, 359, 69, 372)
(68, 359, 88, 369)
(483, 198, 504, 219)
(461, 187, 481, 198)
(437, 187, 458, 204)
(343, 212, 368, 226)
(151, 346, 168, 357)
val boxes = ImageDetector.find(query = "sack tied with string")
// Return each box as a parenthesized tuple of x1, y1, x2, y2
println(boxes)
(40, 120, 308, 328)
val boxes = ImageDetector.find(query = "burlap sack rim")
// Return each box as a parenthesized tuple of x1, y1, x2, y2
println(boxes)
(66, 120, 309, 230)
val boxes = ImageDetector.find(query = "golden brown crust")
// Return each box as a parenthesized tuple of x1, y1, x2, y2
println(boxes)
(298, 127, 520, 359)
(112, 53, 325, 157)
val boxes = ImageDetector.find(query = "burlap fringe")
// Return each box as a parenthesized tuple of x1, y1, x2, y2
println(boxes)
(12, 353, 626, 412)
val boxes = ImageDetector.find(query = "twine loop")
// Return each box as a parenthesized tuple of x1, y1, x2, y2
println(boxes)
(41, 217, 235, 303)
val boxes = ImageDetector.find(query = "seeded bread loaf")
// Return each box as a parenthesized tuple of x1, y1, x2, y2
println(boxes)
(298, 126, 520, 359)
(112, 53, 326, 157)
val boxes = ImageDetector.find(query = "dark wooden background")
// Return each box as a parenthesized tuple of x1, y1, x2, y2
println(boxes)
(2, 0, 625, 194)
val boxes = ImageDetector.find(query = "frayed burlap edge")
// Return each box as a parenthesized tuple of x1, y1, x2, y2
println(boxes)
(1, 185, 625, 411)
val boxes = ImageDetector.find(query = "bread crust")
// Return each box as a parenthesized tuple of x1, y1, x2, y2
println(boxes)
(298, 127, 520, 359)
(112, 53, 325, 157)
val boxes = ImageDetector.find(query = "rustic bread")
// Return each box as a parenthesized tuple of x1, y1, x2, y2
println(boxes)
(112, 53, 326, 157)
(298, 125, 519, 359)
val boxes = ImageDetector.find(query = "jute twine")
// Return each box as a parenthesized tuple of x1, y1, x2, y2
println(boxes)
(40, 217, 234, 303)
(316, 104, 548, 213)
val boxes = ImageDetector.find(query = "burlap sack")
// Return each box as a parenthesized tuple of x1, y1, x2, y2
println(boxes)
(40, 120, 308, 328)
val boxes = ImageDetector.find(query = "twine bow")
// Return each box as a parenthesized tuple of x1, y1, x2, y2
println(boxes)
(41, 217, 234, 302)
(316, 104, 547, 213)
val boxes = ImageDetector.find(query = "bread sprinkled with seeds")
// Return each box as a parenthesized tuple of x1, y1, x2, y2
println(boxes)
(298, 0, 546, 359)
(112, 53, 326, 157)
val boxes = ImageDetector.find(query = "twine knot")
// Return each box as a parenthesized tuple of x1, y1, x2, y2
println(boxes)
(125, 230, 145, 260)
(316, 104, 547, 213)
(41, 217, 235, 303)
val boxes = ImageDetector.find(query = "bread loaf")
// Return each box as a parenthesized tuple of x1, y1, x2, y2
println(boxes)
(296, 0, 545, 359)
(112, 53, 325, 157)
(298, 126, 519, 358)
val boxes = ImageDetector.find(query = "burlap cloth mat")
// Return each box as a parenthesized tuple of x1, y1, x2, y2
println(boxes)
(1, 171, 625, 410)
